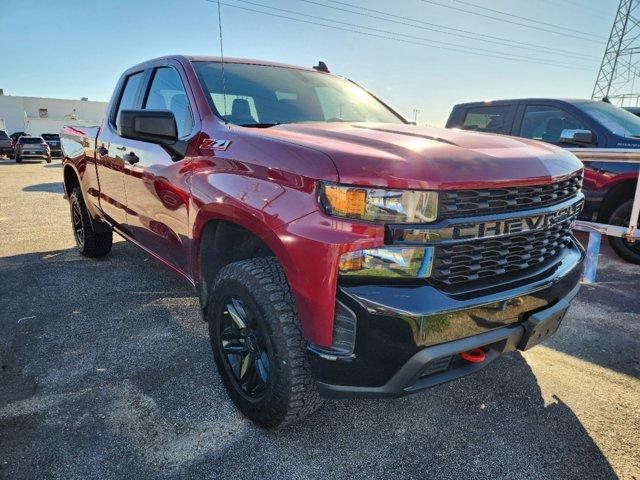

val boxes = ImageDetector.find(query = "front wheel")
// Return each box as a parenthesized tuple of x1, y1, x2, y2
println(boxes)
(69, 187, 113, 258)
(608, 199, 640, 264)
(207, 257, 323, 428)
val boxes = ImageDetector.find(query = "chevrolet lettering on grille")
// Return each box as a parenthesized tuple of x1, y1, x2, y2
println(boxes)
(387, 197, 584, 245)
(452, 200, 584, 241)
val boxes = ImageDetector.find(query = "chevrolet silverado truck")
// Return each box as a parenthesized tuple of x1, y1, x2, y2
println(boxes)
(447, 98, 640, 264)
(61, 56, 585, 428)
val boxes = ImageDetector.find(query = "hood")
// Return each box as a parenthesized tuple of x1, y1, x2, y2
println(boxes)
(256, 123, 583, 190)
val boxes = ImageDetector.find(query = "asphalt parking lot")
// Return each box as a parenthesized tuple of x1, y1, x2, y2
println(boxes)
(0, 158, 639, 480)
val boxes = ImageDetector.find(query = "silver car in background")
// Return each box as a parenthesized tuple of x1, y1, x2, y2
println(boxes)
(14, 136, 51, 163)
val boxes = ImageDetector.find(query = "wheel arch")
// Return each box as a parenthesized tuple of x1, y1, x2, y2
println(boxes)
(63, 163, 81, 199)
(597, 178, 638, 223)
(193, 210, 300, 318)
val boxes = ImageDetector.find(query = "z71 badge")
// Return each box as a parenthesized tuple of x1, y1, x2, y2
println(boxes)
(199, 138, 231, 151)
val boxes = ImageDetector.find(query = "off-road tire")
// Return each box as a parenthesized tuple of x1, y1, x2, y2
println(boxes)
(608, 199, 640, 265)
(207, 257, 323, 428)
(69, 187, 113, 258)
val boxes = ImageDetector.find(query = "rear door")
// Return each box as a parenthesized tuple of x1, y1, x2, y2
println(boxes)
(451, 104, 517, 135)
(95, 70, 146, 227)
(121, 63, 197, 274)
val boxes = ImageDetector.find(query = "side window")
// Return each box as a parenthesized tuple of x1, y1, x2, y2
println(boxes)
(114, 72, 144, 127)
(520, 105, 587, 144)
(144, 67, 194, 138)
(461, 106, 513, 134)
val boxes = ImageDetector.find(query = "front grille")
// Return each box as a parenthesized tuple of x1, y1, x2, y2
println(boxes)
(431, 218, 574, 286)
(438, 174, 582, 218)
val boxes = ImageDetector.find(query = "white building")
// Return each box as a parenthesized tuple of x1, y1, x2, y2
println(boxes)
(0, 92, 107, 136)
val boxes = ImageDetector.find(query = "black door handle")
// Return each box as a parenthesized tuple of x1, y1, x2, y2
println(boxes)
(126, 152, 140, 165)
(97, 146, 108, 156)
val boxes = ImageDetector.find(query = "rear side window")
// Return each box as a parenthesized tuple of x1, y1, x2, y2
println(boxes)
(114, 71, 144, 127)
(520, 105, 586, 144)
(461, 106, 513, 134)
(0, 131, 8, 140)
(144, 67, 194, 138)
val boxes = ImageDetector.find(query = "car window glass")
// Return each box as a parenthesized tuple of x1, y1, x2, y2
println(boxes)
(193, 62, 403, 126)
(144, 67, 194, 138)
(462, 106, 512, 134)
(115, 72, 144, 127)
(0, 131, 9, 140)
(210, 93, 260, 123)
(520, 105, 586, 143)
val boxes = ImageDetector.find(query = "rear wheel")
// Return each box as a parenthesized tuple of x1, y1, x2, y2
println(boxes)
(608, 199, 640, 264)
(15, 154, 21, 163)
(46, 156, 52, 164)
(207, 257, 323, 428)
(69, 187, 113, 258)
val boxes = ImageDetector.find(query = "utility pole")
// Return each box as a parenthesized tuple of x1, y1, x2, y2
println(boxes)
(412, 109, 420, 124)
(593, 0, 640, 106)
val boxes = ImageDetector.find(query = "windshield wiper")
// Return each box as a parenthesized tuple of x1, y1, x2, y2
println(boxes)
(240, 122, 287, 128)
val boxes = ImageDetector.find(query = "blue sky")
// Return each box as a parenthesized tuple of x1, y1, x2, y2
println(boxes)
(0, 0, 617, 125)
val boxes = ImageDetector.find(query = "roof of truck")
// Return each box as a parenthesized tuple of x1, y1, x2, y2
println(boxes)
(128, 55, 321, 73)
(453, 98, 601, 108)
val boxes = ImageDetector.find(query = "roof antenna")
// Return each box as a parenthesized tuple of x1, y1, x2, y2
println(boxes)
(217, 0, 228, 124)
(313, 61, 330, 73)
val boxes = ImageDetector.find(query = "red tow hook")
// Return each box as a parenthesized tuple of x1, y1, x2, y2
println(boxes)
(459, 348, 486, 363)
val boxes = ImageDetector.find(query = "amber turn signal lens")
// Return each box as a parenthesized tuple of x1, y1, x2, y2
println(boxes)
(323, 185, 366, 217)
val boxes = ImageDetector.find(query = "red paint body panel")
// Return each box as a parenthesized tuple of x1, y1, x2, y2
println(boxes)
(62, 55, 584, 348)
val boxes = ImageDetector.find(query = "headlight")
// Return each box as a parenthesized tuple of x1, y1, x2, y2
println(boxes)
(339, 247, 434, 279)
(318, 182, 438, 223)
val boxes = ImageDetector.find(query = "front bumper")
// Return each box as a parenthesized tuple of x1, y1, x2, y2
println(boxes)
(309, 240, 584, 398)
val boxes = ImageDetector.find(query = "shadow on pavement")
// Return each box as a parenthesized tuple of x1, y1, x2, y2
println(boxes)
(542, 234, 640, 380)
(22, 182, 65, 194)
(0, 244, 619, 479)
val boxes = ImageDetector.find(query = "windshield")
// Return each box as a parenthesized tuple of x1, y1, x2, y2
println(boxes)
(575, 101, 640, 137)
(19, 137, 43, 144)
(193, 62, 404, 126)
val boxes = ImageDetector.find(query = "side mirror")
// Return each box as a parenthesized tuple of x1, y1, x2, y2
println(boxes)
(117, 110, 178, 145)
(559, 129, 594, 146)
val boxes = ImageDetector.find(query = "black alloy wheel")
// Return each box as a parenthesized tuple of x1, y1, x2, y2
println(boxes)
(217, 297, 270, 400)
(71, 199, 85, 249)
(608, 199, 640, 264)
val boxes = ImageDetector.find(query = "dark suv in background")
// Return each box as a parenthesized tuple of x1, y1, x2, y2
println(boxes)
(0, 130, 14, 158)
(446, 98, 640, 264)
(41, 133, 62, 157)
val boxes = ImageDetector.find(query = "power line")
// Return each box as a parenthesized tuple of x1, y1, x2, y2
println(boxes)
(536, 0, 611, 17)
(453, 0, 607, 38)
(421, 0, 604, 43)
(207, 0, 595, 70)
(307, 0, 598, 60)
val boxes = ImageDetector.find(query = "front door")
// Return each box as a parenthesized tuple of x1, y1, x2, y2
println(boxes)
(121, 65, 195, 274)
(95, 70, 145, 227)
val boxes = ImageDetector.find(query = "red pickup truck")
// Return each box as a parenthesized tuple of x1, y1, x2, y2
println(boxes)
(61, 55, 585, 428)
